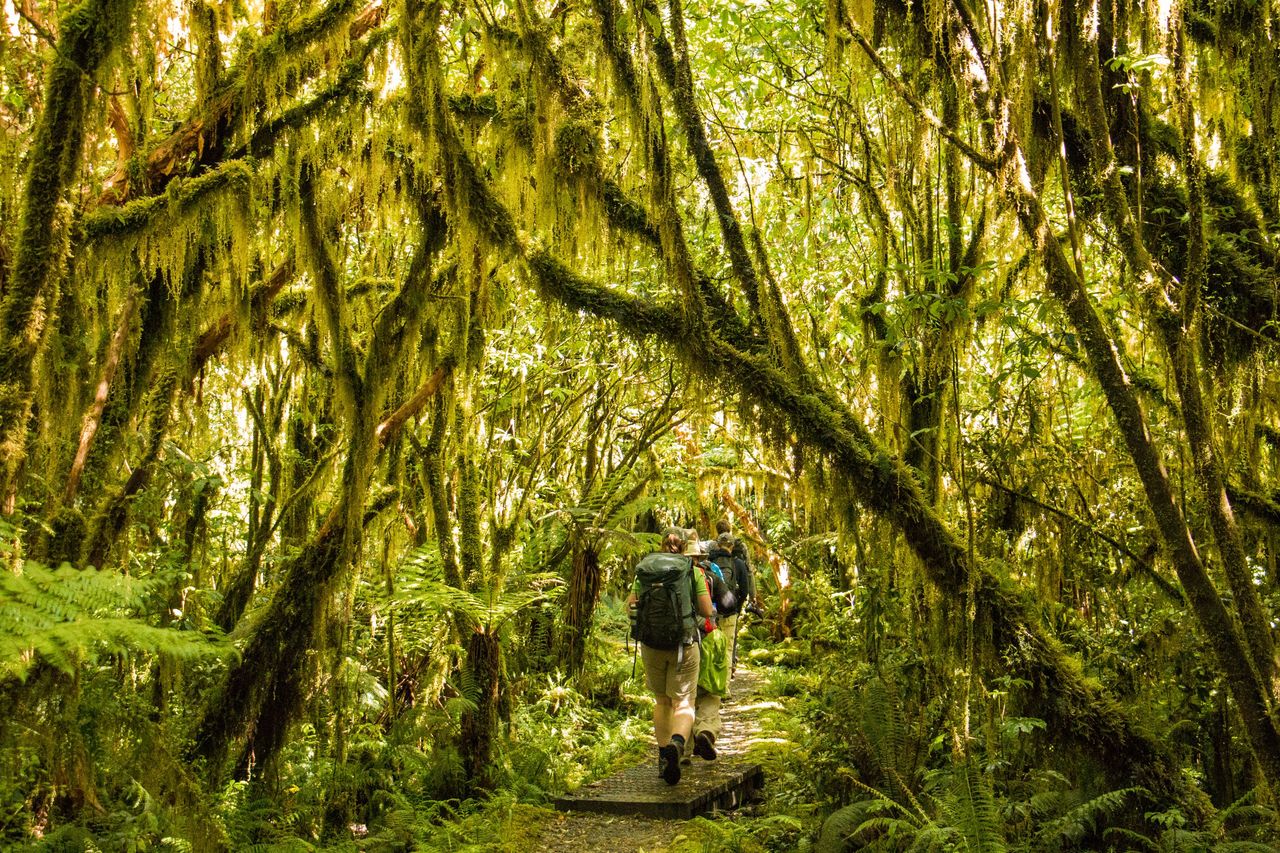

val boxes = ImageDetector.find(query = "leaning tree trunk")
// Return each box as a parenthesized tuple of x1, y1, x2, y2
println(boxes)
(191, 166, 441, 780)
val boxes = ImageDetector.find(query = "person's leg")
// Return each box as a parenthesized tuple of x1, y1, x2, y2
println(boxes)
(653, 695, 673, 744)
(692, 687, 713, 736)
(720, 613, 738, 689)
(648, 646, 684, 784)
(700, 693, 722, 738)
(669, 643, 700, 745)
(642, 645, 673, 743)
(692, 688, 721, 759)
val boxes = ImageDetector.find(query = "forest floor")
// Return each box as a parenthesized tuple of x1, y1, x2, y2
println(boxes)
(527, 664, 771, 852)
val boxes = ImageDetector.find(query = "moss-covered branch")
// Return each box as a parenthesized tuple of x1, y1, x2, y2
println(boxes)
(229, 26, 394, 162)
(99, 0, 378, 205)
(190, 259, 297, 374)
(0, 0, 137, 503)
(979, 475, 1185, 605)
(81, 159, 255, 242)
(375, 362, 453, 448)
(1227, 485, 1280, 530)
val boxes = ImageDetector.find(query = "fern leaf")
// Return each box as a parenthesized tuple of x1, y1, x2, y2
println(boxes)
(0, 559, 226, 680)
(1037, 786, 1144, 848)
(945, 761, 1006, 853)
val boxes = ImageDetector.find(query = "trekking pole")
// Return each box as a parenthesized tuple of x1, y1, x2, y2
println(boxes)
(731, 610, 742, 677)
(629, 608, 638, 681)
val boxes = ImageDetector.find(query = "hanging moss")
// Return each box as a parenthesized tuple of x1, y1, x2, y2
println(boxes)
(0, 0, 138, 496)
(81, 159, 256, 243)
(552, 119, 602, 179)
(46, 507, 88, 567)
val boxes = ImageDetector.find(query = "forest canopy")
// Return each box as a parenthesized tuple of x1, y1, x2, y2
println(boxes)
(1, 0, 1280, 847)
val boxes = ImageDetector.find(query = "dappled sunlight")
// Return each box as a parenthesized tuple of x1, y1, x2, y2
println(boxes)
(0, 0, 1274, 847)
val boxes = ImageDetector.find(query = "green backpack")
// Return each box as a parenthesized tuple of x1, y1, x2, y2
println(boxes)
(698, 624, 729, 695)
(631, 552, 696, 650)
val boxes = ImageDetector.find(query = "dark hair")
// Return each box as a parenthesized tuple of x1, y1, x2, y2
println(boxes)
(662, 533, 684, 553)
(715, 519, 731, 535)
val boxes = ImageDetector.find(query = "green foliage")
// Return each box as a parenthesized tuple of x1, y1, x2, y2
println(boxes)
(0, 521, 226, 681)
(4, 0, 1280, 843)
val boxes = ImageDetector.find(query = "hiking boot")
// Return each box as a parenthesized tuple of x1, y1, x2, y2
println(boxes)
(693, 731, 717, 761)
(659, 744, 681, 785)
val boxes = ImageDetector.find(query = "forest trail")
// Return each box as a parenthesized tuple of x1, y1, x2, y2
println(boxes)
(531, 666, 769, 852)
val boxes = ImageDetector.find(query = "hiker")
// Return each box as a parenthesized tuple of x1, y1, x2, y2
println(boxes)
(688, 536, 732, 761)
(628, 530, 714, 785)
(689, 533, 737, 616)
(710, 527, 756, 628)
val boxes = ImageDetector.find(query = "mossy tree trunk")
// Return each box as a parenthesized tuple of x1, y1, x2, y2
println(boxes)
(0, 0, 136, 506)
(560, 543, 602, 678)
(191, 165, 446, 780)
(460, 626, 502, 791)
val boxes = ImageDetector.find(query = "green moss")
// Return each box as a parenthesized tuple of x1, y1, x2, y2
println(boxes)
(450, 92, 499, 118)
(0, 0, 138, 493)
(81, 159, 256, 242)
(501, 96, 537, 149)
(553, 119, 602, 179)
(47, 506, 88, 567)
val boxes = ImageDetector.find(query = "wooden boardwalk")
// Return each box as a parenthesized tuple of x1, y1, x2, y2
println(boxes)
(553, 668, 765, 821)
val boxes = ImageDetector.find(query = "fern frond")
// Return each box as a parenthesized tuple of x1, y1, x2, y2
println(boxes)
(847, 776, 920, 821)
(943, 762, 1006, 853)
(394, 578, 488, 628)
(907, 823, 959, 852)
(1036, 785, 1144, 849)
(0, 560, 226, 680)
(817, 798, 916, 852)
(489, 580, 565, 627)
(601, 494, 660, 530)
(1101, 825, 1160, 850)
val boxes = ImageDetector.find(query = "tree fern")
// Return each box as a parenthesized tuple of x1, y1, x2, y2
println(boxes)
(0, 555, 226, 681)
(395, 572, 564, 630)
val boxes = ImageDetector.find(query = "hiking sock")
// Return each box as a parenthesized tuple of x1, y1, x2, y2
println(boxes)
(693, 731, 717, 761)
(669, 732, 689, 765)
(659, 743, 681, 785)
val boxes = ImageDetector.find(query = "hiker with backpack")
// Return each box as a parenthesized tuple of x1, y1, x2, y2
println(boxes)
(714, 520, 758, 609)
(688, 537, 733, 762)
(627, 530, 714, 785)
(709, 529, 756, 665)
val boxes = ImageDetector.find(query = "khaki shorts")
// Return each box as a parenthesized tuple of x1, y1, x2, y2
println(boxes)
(641, 642, 700, 702)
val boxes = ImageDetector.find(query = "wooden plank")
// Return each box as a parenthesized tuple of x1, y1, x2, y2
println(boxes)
(553, 760, 764, 820)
